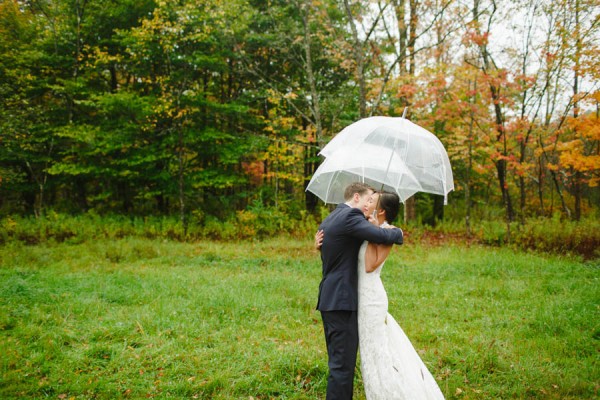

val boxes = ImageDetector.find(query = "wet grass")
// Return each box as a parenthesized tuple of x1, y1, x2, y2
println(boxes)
(0, 238, 598, 399)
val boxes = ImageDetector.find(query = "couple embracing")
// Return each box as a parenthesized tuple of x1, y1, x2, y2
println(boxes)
(316, 182, 444, 399)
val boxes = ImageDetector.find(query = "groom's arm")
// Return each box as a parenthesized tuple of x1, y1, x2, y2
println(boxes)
(345, 208, 403, 245)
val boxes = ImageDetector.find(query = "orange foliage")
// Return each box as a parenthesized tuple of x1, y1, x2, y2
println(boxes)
(463, 30, 489, 47)
(242, 161, 265, 186)
(555, 113, 600, 186)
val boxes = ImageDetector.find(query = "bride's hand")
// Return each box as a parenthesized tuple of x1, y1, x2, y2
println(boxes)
(315, 230, 324, 250)
(367, 212, 379, 226)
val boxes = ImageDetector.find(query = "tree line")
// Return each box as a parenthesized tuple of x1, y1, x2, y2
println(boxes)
(0, 0, 598, 228)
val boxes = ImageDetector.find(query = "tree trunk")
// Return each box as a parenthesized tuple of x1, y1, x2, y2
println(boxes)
(393, 0, 407, 75)
(574, 172, 581, 221)
(300, 0, 323, 212)
(433, 195, 444, 225)
(301, 0, 324, 147)
(304, 145, 319, 212)
(466, 79, 476, 235)
(404, 196, 416, 224)
(549, 168, 571, 218)
(490, 86, 515, 223)
(572, 0, 581, 221)
(394, 0, 418, 221)
(408, 0, 417, 75)
(177, 127, 187, 236)
(343, 0, 367, 117)
(537, 156, 545, 215)
(471, 0, 513, 233)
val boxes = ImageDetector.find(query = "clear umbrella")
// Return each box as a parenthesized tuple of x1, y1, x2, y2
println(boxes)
(306, 116, 454, 204)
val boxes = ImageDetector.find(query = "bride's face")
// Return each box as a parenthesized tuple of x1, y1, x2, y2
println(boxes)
(364, 193, 379, 217)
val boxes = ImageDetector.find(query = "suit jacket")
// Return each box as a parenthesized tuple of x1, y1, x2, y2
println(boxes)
(316, 203, 403, 312)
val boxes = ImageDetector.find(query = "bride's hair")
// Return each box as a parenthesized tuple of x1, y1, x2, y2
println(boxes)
(377, 191, 400, 223)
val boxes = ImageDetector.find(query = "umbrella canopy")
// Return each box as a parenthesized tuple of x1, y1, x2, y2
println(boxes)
(306, 116, 454, 204)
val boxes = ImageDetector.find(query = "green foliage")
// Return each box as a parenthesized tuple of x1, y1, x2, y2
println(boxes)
(0, 209, 318, 245)
(511, 217, 600, 260)
(472, 217, 600, 260)
(394, 214, 600, 260)
(0, 0, 598, 226)
(2, 211, 599, 260)
(0, 239, 597, 398)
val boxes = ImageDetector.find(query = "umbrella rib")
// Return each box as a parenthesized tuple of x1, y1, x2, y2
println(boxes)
(325, 169, 339, 203)
(440, 152, 448, 204)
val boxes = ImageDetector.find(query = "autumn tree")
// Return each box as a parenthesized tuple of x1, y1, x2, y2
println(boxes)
(0, 0, 54, 215)
(1, 0, 598, 225)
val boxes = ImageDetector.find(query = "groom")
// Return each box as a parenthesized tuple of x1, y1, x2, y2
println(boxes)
(316, 182, 403, 399)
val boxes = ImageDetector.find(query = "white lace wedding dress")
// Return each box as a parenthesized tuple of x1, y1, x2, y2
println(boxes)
(357, 242, 445, 400)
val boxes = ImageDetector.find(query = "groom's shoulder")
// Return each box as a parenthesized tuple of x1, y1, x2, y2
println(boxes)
(325, 204, 349, 217)
(345, 206, 366, 219)
(321, 204, 352, 225)
(346, 206, 363, 215)
(333, 204, 359, 219)
(334, 206, 367, 227)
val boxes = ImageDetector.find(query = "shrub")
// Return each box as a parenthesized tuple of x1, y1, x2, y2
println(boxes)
(1, 211, 597, 259)
(0, 205, 320, 244)
(511, 216, 600, 260)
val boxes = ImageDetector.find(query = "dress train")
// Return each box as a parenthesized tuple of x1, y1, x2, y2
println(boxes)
(357, 242, 444, 399)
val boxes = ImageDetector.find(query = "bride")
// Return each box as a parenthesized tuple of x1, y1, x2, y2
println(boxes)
(358, 190, 444, 399)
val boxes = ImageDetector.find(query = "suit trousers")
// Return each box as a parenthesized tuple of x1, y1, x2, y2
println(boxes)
(320, 310, 359, 400)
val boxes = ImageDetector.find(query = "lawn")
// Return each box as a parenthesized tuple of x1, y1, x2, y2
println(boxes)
(0, 237, 598, 399)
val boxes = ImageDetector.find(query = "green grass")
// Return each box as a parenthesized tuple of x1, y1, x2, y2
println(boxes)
(0, 238, 598, 399)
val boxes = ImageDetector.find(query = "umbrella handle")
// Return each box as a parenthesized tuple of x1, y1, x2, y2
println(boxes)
(402, 107, 408, 119)
(376, 147, 395, 211)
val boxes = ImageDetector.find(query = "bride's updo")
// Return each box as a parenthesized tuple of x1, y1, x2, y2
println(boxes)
(377, 191, 400, 223)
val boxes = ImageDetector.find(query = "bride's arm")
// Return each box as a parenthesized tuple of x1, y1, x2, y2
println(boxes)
(365, 243, 392, 272)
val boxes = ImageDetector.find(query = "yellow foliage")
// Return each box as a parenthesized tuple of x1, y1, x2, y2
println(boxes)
(546, 163, 559, 172)
(555, 113, 600, 174)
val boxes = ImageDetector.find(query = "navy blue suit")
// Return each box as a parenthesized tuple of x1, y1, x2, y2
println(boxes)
(317, 203, 403, 399)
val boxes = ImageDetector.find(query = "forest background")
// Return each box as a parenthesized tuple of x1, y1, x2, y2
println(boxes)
(0, 0, 598, 257)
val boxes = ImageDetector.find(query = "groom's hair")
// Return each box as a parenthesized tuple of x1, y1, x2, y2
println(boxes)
(344, 182, 374, 201)
(377, 191, 400, 222)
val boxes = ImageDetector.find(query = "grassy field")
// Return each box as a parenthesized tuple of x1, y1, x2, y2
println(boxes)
(0, 237, 598, 399)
